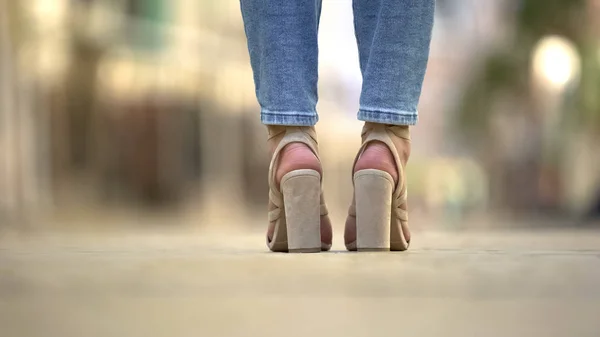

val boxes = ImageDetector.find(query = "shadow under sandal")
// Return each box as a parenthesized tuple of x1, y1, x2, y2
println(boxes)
(266, 126, 332, 253)
(345, 123, 411, 252)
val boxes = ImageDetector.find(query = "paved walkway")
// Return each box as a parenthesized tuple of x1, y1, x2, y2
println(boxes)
(1, 229, 600, 337)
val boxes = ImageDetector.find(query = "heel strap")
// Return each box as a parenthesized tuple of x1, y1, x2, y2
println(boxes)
(352, 123, 409, 184)
(352, 123, 410, 208)
(267, 125, 320, 194)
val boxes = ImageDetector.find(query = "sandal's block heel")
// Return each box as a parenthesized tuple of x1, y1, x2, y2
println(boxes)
(354, 169, 394, 252)
(281, 169, 321, 253)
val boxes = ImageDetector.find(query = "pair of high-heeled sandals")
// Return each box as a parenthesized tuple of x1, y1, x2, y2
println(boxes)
(266, 123, 411, 252)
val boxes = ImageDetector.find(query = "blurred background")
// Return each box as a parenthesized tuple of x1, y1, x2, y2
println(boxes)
(1, 0, 599, 233)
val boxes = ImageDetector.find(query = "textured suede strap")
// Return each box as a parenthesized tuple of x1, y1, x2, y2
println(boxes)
(351, 123, 410, 212)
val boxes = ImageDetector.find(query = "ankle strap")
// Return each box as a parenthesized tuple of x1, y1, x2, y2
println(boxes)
(362, 123, 410, 141)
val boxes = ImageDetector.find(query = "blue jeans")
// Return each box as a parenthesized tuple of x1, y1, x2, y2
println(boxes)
(240, 0, 434, 126)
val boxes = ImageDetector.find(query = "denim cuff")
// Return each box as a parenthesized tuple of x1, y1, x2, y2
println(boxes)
(358, 107, 418, 126)
(261, 109, 318, 126)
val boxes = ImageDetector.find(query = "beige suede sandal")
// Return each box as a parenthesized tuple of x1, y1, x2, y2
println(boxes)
(266, 126, 332, 253)
(345, 123, 411, 251)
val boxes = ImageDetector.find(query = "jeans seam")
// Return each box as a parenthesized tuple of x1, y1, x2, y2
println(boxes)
(261, 110, 316, 116)
(261, 110, 318, 126)
(359, 106, 417, 115)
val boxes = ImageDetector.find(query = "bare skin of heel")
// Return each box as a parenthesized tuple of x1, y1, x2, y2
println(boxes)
(345, 123, 411, 252)
(266, 126, 333, 252)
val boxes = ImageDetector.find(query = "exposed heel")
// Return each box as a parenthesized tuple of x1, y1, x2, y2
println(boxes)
(354, 169, 394, 251)
(281, 169, 321, 253)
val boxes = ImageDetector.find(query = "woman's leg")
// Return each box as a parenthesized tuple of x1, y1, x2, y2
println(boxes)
(240, 0, 332, 252)
(240, 0, 322, 126)
(346, 0, 435, 251)
(353, 0, 434, 176)
(240, 0, 323, 177)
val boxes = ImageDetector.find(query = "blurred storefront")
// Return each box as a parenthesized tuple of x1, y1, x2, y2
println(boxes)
(1, 0, 261, 223)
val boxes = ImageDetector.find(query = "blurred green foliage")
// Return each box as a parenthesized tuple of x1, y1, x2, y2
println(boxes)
(455, 0, 599, 141)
